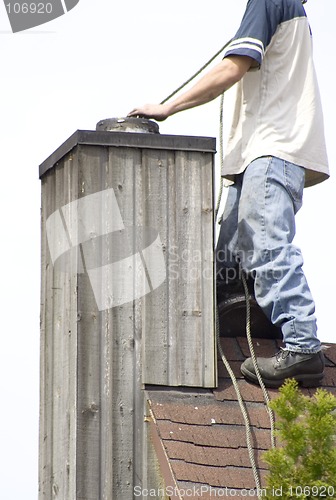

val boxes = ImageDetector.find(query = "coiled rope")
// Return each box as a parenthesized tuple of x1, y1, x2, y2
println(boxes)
(160, 42, 276, 496)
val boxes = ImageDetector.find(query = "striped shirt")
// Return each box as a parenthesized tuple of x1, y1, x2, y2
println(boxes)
(222, 0, 329, 187)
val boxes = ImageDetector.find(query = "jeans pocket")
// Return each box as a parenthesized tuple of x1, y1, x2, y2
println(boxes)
(284, 162, 305, 213)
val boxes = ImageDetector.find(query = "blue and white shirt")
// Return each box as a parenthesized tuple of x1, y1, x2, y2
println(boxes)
(222, 0, 329, 187)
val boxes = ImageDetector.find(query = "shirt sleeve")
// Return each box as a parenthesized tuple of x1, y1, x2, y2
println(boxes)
(223, 0, 282, 66)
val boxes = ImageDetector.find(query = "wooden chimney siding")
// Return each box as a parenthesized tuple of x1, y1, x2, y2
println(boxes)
(39, 130, 216, 499)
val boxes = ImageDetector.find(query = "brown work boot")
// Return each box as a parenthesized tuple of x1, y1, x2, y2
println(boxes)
(241, 348, 325, 388)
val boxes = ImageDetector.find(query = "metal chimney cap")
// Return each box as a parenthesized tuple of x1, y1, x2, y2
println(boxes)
(96, 117, 160, 134)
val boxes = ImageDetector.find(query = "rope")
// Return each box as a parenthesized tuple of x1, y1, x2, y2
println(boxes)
(215, 305, 262, 496)
(214, 63, 276, 452)
(160, 40, 232, 105)
(215, 93, 264, 496)
(241, 271, 276, 449)
(216, 87, 276, 449)
(213, 91, 264, 496)
(215, 93, 225, 220)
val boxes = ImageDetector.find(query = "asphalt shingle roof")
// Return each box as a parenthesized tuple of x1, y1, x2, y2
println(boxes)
(147, 337, 336, 499)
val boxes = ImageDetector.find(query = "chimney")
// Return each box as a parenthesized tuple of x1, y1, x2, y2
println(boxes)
(38, 118, 217, 499)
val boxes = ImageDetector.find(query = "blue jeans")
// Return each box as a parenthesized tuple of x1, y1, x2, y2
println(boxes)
(216, 156, 321, 353)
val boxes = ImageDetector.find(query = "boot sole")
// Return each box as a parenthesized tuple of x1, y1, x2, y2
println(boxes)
(240, 365, 324, 388)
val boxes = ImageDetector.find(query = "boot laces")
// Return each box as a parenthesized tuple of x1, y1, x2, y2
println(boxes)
(275, 348, 291, 362)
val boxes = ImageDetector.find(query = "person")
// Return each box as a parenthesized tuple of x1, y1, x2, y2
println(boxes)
(128, 0, 329, 388)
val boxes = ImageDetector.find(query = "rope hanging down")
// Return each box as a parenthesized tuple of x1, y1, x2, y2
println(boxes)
(217, 70, 276, 452)
(160, 42, 276, 496)
(241, 272, 276, 449)
(216, 60, 276, 449)
(216, 307, 262, 493)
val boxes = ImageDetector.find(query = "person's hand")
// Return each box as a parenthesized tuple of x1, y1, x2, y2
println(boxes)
(127, 103, 171, 122)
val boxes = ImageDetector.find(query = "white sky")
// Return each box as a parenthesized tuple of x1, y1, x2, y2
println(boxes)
(0, 1, 334, 498)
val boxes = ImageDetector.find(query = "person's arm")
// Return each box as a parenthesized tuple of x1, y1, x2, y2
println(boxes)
(128, 55, 253, 121)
